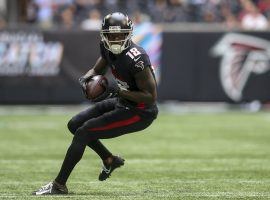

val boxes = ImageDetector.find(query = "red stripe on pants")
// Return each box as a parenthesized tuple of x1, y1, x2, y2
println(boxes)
(89, 115, 141, 131)
(137, 102, 145, 109)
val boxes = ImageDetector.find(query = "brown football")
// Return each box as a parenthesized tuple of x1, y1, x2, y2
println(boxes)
(85, 75, 107, 100)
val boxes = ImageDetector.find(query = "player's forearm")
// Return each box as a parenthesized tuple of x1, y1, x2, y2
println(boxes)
(83, 57, 107, 78)
(82, 69, 97, 78)
(118, 90, 156, 105)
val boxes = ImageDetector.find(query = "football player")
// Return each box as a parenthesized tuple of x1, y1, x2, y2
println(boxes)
(33, 12, 158, 195)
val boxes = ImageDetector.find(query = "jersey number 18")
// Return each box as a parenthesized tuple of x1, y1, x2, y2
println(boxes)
(126, 47, 141, 59)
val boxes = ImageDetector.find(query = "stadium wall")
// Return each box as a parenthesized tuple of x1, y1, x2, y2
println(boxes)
(0, 29, 269, 104)
(160, 31, 270, 103)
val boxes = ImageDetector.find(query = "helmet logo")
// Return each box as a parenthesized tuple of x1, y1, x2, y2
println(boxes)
(127, 19, 133, 27)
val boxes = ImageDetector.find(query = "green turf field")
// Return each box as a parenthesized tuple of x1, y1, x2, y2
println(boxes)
(0, 111, 270, 199)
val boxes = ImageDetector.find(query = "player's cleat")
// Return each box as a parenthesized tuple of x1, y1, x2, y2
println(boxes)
(32, 181, 68, 195)
(99, 155, 125, 181)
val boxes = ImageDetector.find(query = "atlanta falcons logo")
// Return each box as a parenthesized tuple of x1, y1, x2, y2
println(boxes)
(211, 33, 270, 101)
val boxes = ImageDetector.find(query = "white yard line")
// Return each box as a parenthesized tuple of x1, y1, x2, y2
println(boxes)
(1, 192, 270, 198)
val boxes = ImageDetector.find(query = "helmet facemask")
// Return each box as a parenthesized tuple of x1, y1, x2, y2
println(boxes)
(101, 27, 132, 54)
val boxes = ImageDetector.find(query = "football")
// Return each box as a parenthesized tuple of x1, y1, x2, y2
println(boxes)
(85, 75, 107, 100)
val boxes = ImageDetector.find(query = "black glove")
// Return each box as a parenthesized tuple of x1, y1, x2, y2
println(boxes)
(78, 75, 93, 97)
(78, 76, 93, 88)
(91, 77, 120, 102)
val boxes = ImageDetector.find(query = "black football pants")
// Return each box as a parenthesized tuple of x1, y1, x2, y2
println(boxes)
(55, 98, 156, 185)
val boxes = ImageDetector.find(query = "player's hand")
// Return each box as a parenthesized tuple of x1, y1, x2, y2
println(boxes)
(91, 77, 120, 102)
(78, 75, 93, 97)
(78, 76, 93, 88)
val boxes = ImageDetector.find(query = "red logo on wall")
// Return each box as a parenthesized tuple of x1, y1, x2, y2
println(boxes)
(211, 33, 270, 101)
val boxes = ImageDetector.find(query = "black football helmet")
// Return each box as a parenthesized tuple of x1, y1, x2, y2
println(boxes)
(101, 12, 133, 54)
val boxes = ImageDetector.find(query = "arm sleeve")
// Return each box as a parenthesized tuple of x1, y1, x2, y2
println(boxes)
(130, 53, 152, 74)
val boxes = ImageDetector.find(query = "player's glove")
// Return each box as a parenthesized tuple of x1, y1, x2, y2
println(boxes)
(78, 75, 93, 97)
(91, 77, 120, 102)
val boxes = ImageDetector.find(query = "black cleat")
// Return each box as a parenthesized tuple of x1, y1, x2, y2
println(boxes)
(32, 181, 68, 195)
(99, 155, 125, 181)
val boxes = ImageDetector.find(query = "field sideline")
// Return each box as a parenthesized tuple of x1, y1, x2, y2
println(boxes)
(0, 109, 270, 199)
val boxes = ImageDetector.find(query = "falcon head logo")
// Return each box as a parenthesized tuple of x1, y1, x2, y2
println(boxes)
(211, 33, 270, 101)
(135, 61, 145, 70)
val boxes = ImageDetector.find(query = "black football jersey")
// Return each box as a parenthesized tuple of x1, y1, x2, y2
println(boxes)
(100, 41, 155, 91)
(100, 41, 157, 108)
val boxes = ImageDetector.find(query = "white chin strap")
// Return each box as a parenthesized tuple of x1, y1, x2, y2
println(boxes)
(110, 44, 124, 54)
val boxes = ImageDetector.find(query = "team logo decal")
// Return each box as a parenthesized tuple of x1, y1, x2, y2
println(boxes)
(127, 18, 133, 27)
(211, 33, 270, 101)
(135, 61, 144, 70)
